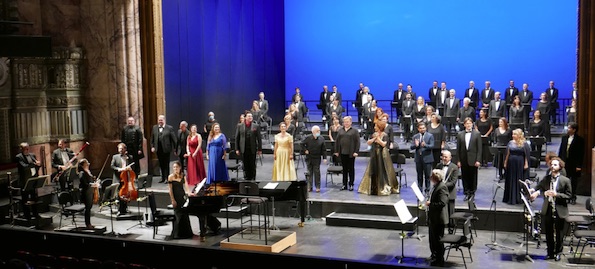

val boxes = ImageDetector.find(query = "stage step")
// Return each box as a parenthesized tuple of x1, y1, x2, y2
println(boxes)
(325, 212, 415, 231)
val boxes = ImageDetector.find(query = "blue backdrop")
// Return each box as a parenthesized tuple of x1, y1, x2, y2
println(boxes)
(285, 0, 578, 103)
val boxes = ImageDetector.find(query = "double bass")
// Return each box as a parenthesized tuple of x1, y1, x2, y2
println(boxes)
(118, 162, 138, 202)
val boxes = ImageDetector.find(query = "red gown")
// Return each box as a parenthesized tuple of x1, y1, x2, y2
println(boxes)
(187, 135, 206, 186)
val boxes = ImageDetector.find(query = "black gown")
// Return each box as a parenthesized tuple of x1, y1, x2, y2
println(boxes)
(427, 123, 446, 168)
(493, 128, 512, 178)
(502, 141, 530, 205)
(476, 118, 492, 164)
(529, 120, 546, 154)
(169, 179, 193, 239)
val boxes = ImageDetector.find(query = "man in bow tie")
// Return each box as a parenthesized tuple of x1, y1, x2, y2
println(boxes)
(529, 157, 571, 261)
(558, 122, 584, 205)
(151, 114, 178, 183)
(51, 139, 75, 191)
(456, 118, 482, 201)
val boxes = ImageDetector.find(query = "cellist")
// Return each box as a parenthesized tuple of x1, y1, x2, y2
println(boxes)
(111, 143, 134, 216)
(78, 158, 99, 228)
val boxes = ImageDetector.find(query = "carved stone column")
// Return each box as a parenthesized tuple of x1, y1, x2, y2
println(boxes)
(0, 58, 12, 163)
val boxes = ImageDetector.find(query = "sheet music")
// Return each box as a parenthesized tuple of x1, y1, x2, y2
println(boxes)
(518, 179, 531, 195)
(263, 182, 279, 189)
(30, 168, 36, 176)
(521, 194, 534, 217)
(194, 179, 206, 194)
(411, 182, 425, 202)
(393, 199, 413, 224)
(182, 197, 189, 208)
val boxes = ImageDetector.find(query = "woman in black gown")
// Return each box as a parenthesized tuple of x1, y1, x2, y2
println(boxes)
(535, 92, 551, 142)
(502, 129, 530, 205)
(475, 109, 493, 166)
(508, 96, 525, 131)
(528, 109, 547, 155)
(493, 117, 512, 179)
(413, 96, 427, 135)
(168, 161, 193, 239)
(427, 113, 446, 168)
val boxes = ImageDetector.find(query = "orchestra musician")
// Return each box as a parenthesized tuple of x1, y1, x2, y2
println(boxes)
(77, 158, 99, 228)
(15, 142, 42, 220)
(120, 116, 144, 175)
(111, 143, 134, 216)
(51, 139, 75, 191)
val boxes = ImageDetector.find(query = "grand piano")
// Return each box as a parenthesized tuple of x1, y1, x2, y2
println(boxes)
(185, 180, 308, 224)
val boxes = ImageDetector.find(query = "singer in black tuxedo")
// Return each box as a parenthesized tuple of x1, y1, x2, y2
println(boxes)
(235, 112, 262, 180)
(456, 118, 482, 201)
(151, 115, 178, 183)
(426, 169, 449, 267)
(530, 157, 571, 261)
(557, 122, 585, 204)
(464, 81, 480, 109)
(545, 81, 559, 125)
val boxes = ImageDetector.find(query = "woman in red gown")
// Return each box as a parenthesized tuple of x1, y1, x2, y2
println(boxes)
(185, 124, 206, 186)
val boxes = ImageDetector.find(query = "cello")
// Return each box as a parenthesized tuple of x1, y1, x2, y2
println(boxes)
(118, 162, 138, 202)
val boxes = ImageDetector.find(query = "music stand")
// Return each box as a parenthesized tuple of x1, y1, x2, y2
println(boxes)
(410, 182, 426, 241)
(485, 183, 515, 253)
(393, 199, 419, 264)
(516, 193, 535, 262)
(127, 173, 150, 230)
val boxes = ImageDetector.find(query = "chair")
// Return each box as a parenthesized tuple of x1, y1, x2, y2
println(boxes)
(569, 198, 595, 258)
(293, 142, 305, 168)
(450, 199, 478, 241)
(226, 149, 243, 181)
(527, 156, 540, 184)
(391, 153, 408, 188)
(236, 181, 269, 243)
(147, 192, 175, 239)
(325, 155, 342, 187)
(440, 218, 473, 269)
(57, 191, 85, 228)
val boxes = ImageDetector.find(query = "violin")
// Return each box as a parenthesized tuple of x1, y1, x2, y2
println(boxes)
(118, 162, 138, 202)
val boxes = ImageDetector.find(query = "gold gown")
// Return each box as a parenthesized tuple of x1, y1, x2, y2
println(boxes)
(358, 134, 398, 195)
(272, 133, 297, 181)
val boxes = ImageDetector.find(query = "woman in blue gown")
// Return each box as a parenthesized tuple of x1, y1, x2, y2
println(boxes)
(502, 128, 530, 205)
(206, 123, 229, 183)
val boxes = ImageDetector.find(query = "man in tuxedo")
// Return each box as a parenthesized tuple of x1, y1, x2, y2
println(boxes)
(457, 117, 482, 201)
(354, 82, 365, 124)
(571, 81, 578, 101)
(444, 89, 460, 141)
(120, 116, 144, 175)
(410, 122, 434, 194)
(427, 80, 439, 109)
(177, 121, 189, 172)
(111, 143, 134, 216)
(235, 112, 262, 180)
(15, 142, 41, 220)
(319, 85, 331, 117)
(545, 80, 559, 125)
(481, 80, 495, 110)
(401, 93, 415, 142)
(334, 116, 360, 191)
(291, 87, 303, 103)
(435, 82, 448, 116)
(558, 122, 584, 204)
(405, 84, 417, 101)
(257, 92, 269, 122)
(504, 80, 519, 118)
(151, 114, 178, 183)
(331, 85, 342, 103)
(465, 80, 480, 109)
(51, 139, 75, 191)
(529, 157, 572, 261)
(519, 83, 534, 129)
(426, 169, 449, 267)
(392, 83, 405, 123)
(488, 92, 505, 129)
(435, 150, 459, 233)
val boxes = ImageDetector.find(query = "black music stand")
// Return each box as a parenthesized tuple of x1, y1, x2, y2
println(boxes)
(104, 200, 121, 237)
(126, 173, 150, 230)
(393, 199, 419, 264)
(515, 194, 535, 262)
(485, 183, 515, 253)
(528, 136, 546, 163)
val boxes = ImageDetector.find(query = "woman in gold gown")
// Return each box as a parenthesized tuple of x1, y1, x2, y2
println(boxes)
(272, 122, 297, 181)
(358, 121, 396, 195)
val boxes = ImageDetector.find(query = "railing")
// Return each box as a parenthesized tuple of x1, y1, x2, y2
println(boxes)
(288, 98, 575, 125)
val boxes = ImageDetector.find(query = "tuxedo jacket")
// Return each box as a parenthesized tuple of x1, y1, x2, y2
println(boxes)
(444, 98, 460, 118)
(258, 99, 269, 119)
(354, 89, 364, 107)
(51, 148, 75, 170)
(481, 88, 495, 107)
(393, 89, 405, 106)
(151, 124, 178, 154)
(519, 89, 533, 104)
(428, 87, 439, 106)
(534, 174, 572, 219)
(410, 132, 434, 164)
(111, 153, 134, 182)
(401, 99, 415, 117)
(319, 91, 331, 110)
(457, 130, 482, 166)
(464, 88, 480, 108)
(504, 87, 519, 105)
(177, 129, 190, 156)
(235, 122, 262, 154)
(435, 162, 459, 199)
(545, 87, 559, 109)
(15, 153, 40, 187)
(428, 181, 449, 225)
(435, 89, 449, 109)
(332, 91, 343, 103)
(558, 134, 585, 178)
(488, 99, 505, 118)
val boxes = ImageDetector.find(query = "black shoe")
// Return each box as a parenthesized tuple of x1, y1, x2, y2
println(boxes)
(430, 259, 444, 266)
(545, 254, 555, 260)
(349, 185, 354, 191)
(340, 186, 347, 191)
(554, 254, 561, 261)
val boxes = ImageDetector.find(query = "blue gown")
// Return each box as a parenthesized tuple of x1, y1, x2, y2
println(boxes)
(502, 141, 530, 205)
(206, 134, 229, 183)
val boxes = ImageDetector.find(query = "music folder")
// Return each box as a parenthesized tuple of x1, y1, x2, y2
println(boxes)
(394, 199, 415, 224)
